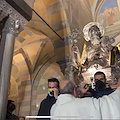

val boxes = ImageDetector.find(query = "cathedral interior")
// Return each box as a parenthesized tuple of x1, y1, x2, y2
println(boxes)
(0, 0, 120, 118)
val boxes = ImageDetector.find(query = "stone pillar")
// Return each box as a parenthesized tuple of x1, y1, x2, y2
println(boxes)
(0, 17, 20, 120)
(0, 0, 31, 119)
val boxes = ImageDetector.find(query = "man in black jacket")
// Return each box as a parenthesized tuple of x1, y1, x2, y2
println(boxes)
(37, 78, 60, 120)
(6, 100, 19, 120)
(89, 71, 114, 98)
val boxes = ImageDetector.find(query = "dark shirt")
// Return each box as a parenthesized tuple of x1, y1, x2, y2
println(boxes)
(6, 111, 19, 120)
(88, 87, 115, 98)
(37, 95, 56, 120)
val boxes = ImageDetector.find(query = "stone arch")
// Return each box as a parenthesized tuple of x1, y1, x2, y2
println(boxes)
(28, 0, 71, 74)
(13, 50, 32, 116)
(94, 0, 106, 21)
(9, 64, 20, 115)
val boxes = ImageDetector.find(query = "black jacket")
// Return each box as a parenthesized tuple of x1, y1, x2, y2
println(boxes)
(6, 111, 19, 120)
(37, 95, 56, 120)
(88, 87, 114, 98)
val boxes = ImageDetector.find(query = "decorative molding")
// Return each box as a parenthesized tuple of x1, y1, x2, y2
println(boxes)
(2, 18, 21, 36)
(0, 0, 28, 28)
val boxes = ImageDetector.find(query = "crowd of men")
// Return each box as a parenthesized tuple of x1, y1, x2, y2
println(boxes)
(37, 71, 120, 120)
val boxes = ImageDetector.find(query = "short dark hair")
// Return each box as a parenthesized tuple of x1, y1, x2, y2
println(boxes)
(7, 100, 14, 108)
(48, 78, 60, 88)
(94, 71, 106, 79)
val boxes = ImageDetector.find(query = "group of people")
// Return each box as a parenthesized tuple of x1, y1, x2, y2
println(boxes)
(37, 71, 120, 120)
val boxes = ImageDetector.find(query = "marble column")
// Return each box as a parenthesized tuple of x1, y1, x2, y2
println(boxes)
(0, 17, 20, 120)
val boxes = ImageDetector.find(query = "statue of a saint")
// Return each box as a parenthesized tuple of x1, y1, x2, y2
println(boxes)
(82, 22, 115, 69)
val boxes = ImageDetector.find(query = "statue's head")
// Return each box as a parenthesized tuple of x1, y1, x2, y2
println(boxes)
(83, 22, 104, 47)
(88, 25, 101, 39)
(88, 25, 102, 46)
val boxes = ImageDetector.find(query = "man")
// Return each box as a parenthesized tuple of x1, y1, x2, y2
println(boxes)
(37, 78, 59, 120)
(88, 71, 114, 98)
(6, 100, 19, 120)
(51, 78, 120, 120)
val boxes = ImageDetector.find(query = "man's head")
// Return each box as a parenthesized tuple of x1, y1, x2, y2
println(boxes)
(94, 71, 106, 91)
(60, 80, 77, 97)
(7, 100, 16, 113)
(48, 78, 60, 97)
(94, 71, 106, 83)
(48, 78, 60, 89)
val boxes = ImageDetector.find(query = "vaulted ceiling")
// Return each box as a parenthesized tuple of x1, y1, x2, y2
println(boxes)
(12, 0, 120, 82)
(7, 0, 120, 116)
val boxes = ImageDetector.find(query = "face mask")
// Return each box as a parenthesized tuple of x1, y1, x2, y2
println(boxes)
(48, 89, 54, 97)
(95, 80, 106, 91)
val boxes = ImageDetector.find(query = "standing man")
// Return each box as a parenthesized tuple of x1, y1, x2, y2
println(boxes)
(37, 78, 60, 120)
(51, 78, 120, 120)
(88, 71, 114, 98)
(6, 100, 19, 120)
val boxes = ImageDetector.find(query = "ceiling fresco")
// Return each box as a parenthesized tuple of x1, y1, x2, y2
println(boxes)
(98, 0, 120, 27)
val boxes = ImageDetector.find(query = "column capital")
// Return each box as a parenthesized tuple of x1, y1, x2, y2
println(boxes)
(0, 0, 30, 35)
(2, 17, 23, 36)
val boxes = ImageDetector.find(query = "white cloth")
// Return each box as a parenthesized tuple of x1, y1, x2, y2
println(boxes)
(51, 88, 120, 120)
(99, 88, 120, 119)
